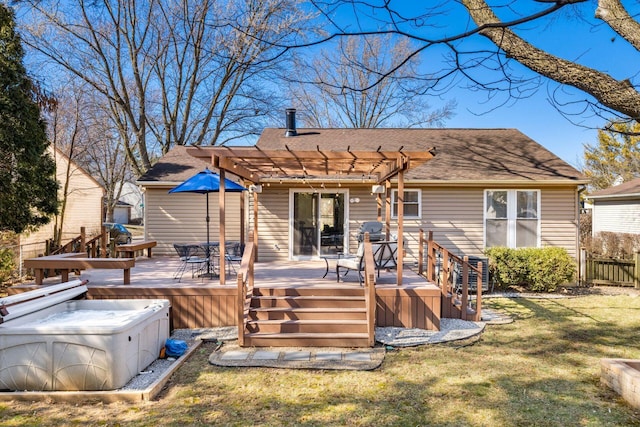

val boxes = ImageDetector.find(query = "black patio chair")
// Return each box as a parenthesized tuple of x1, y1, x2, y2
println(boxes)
(224, 241, 244, 275)
(173, 244, 208, 282)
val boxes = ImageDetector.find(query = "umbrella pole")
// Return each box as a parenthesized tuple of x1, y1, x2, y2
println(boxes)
(206, 192, 211, 275)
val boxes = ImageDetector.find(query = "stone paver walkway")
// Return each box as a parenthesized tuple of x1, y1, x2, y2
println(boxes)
(202, 310, 514, 370)
(209, 345, 385, 370)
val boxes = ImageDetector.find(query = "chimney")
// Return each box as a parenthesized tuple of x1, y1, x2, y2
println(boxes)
(285, 108, 297, 137)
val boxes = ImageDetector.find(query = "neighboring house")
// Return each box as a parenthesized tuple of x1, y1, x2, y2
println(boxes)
(139, 122, 586, 262)
(137, 148, 244, 256)
(586, 177, 640, 235)
(119, 182, 144, 223)
(113, 200, 132, 225)
(20, 146, 104, 259)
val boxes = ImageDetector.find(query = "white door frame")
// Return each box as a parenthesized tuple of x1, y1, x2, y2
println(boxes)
(288, 188, 349, 260)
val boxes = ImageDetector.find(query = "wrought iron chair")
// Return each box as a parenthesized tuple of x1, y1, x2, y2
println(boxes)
(173, 244, 208, 282)
(224, 241, 243, 275)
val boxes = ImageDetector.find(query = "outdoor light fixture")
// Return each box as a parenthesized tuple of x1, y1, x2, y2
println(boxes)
(371, 185, 385, 194)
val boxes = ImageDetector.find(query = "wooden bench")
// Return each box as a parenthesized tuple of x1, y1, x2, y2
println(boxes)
(115, 240, 157, 258)
(24, 253, 136, 285)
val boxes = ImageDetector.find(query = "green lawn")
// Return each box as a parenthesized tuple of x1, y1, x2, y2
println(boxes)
(3, 295, 640, 426)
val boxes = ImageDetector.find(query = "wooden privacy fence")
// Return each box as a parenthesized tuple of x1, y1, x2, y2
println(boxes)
(581, 250, 640, 287)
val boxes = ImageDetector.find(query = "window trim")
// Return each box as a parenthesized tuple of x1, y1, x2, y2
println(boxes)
(483, 189, 541, 248)
(391, 189, 422, 219)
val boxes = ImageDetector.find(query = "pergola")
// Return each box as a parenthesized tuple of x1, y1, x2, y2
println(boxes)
(186, 145, 436, 285)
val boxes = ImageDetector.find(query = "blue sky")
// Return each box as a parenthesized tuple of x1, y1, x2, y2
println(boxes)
(315, 1, 640, 168)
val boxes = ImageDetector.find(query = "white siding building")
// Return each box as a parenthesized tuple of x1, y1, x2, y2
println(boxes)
(587, 178, 640, 235)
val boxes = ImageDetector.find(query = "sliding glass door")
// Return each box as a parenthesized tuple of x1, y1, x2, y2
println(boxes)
(291, 190, 347, 258)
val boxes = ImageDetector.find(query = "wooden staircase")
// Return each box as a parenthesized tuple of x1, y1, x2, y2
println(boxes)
(443, 292, 478, 320)
(242, 285, 371, 347)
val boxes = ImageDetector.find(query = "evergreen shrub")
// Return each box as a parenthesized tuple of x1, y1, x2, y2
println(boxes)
(485, 247, 575, 292)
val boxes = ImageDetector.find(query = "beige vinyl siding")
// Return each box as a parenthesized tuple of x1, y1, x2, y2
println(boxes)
(20, 149, 103, 259)
(410, 187, 485, 260)
(250, 183, 580, 262)
(540, 187, 580, 259)
(145, 187, 243, 256)
(405, 186, 579, 261)
(253, 187, 290, 261)
(592, 199, 640, 235)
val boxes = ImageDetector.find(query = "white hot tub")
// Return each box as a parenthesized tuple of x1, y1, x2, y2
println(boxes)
(0, 280, 170, 391)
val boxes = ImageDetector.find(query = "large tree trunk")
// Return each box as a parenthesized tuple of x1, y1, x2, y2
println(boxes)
(462, 0, 640, 120)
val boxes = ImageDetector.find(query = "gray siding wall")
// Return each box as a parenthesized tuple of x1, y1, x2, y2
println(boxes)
(145, 187, 242, 256)
(592, 199, 640, 235)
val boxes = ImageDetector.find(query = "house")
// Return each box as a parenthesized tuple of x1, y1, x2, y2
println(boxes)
(137, 147, 244, 256)
(586, 177, 640, 235)
(19, 146, 104, 259)
(8, 120, 584, 346)
(118, 182, 144, 223)
(112, 200, 132, 225)
(139, 122, 586, 264)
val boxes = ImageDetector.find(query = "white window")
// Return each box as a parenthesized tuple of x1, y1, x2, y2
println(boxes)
(484, 190, 540, 248)
(391, 189, 421, 219)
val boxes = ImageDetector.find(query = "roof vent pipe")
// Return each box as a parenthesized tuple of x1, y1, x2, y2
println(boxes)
(285, 108, 297, 137)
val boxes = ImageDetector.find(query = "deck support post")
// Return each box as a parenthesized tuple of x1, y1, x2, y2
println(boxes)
(219, 169, 226, 285)
(397, 169, 404, 286)
(461, 256, 469, 321)
(385, 179, 391, 240)
(253, 191, 259, 262)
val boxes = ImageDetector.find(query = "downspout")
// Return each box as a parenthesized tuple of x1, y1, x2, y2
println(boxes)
(577, 185, 587, 286)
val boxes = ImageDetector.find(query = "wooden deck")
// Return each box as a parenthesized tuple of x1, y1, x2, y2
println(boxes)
(11, 257, 441, 331)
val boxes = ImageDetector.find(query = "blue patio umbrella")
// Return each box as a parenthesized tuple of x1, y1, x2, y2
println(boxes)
(169, 168, 246, 276)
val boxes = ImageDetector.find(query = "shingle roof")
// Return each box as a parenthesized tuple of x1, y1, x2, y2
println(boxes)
(588, 177, 640, 198)
(138, 128, 585, 184)
(138, 145, 212, 183)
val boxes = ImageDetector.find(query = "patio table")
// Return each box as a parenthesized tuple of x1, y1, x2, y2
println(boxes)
(199, 242, 220, 278)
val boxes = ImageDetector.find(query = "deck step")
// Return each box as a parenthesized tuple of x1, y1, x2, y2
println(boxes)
(247, 319, 367, 334)
(248, 306, 367, 321)
(242, 285, 370, 347)
(243, 332, 371, 348)
(254, 286, 364, 297)
(251, 295, 365, 308)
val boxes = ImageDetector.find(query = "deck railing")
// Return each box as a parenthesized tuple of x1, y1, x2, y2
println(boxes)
(47, 227, 108, 258)
(418, 229, 482, 321)
(236, 241, 256, 346)
(362, 237, 377, 346)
